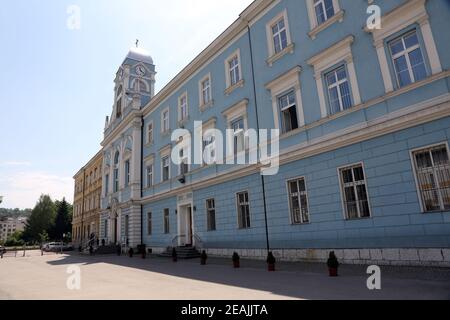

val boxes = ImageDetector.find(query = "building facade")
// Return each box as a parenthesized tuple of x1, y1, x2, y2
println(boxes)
(0, 217, 27, 242)
(96, 0, 450, 266)
(72, 151, 103, 247)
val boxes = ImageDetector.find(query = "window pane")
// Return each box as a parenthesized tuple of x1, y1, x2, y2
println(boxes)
(409, 48, 427, 82)
(290, 194, 301, 223)
(390, 39, 405, 56)
(394, 56, 412, 87)
(432, 148, 449, 166)
(300, 195, 309, 223)
(353, 166, 365, 182)
(289, 181, 298, 193)
(416, 152, 432, 169)
(404, 32, 419, 49)
(339, 81, 352, 110)
(329, 87, 340, 115)
(315, 3, 326, 24)
(324, 0, 335, 19)
(342, 169, 353, 183)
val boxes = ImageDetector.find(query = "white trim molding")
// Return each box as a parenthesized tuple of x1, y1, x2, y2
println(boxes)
(307, 35, 361, 118)
(306, 0, 344, 39)
(265, 9, 295, 66)
(265, 66, 305, 131)
(365, 0, 442, 93)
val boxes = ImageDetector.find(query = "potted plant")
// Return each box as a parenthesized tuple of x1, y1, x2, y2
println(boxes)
(128, 247, 134, 258)
(172, 247, 177, 262)
(266, 252, 276, 272)
(327, 251, 339, 277)
(200, 250, 207, 265)
(138, 244, 146, 259)
(117, 244, 121, 256)
(232, 252, 240, 268)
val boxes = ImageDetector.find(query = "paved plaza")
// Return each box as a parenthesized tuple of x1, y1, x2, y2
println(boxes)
(0, 250, 449, 300)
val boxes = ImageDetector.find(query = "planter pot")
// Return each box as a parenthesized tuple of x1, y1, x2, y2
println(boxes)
(233, 261, 240, 268)
(329, 268, 338, 277)
(268, 263, 275, 272)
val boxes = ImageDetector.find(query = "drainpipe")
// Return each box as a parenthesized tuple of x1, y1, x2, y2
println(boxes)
(140, 114, 144, 246)
(247, 25, 271, 255)
(80, 168, 86, 248)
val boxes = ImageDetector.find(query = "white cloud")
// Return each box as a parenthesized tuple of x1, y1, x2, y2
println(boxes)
(0, 171, 73, 209)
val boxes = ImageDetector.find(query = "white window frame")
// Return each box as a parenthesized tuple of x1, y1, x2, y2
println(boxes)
(199, 73, 213, 110)
(224, 49, 244, 94)
(265, 66, 305, 132)
(206, 198, 216, 232)
(338, 162, 372, 220)
(147, 121, 154, 144)
(307, 36, 361, 118)
(222, 99, 249, 159)
(306, 0, 343, 39)
(178, 145, 190, 176)
(364, 0, 442, 93)
(286, 176, 310, 224)
(178, 92, 189, 123)
(161, 155, 170, 182)
(325, 65, 352, 114)
(410, 142, 450, 213)
(161, 107, 170, 134)
(389, 30, 427, 88)
(236, 191, 251, 230)
(265, 10, 294, 65)
(145, 159, 154, 188)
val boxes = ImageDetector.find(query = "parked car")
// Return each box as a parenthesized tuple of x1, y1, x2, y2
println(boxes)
(42, 242, 73, 252)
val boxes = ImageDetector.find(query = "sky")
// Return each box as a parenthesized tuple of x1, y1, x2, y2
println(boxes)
(0, 0, 254, 209)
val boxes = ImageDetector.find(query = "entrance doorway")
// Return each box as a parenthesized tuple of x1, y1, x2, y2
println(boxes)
(178, 204, 193, 247)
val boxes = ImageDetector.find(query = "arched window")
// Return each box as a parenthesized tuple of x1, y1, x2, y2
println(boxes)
(116, 85, 123, 118)
(134, 79, 148, 93)
(114, 151, 120, 192)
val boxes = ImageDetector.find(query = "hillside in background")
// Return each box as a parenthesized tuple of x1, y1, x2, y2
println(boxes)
(0, 208, 32, 219)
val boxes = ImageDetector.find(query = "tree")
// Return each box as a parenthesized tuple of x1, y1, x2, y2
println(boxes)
(5, 231, 24, 247)
(22, 195, 56, 243)
(51, 198, 72, 240)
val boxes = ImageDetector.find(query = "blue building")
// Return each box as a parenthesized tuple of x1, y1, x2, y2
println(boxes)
(98, 0, 450, 266)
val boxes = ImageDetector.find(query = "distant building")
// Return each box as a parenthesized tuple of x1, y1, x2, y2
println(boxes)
(72, 151, 103, 247)
(0, 217, 27, 242)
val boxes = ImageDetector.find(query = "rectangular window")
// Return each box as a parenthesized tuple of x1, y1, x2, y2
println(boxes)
(104, 219, 108, 238)
(314, 0, 335, 25)
(147, 122, 153, 144)
(237, 191, 251, 229)
(105, 174, 109, 195)
(162, 109, 169, 133)
(272, 18, 288, 54)
(201, 77, 211, 106)
(326, 66, 352, 115)
(179, 148, 189, 175)
(412, 145, 450, 212)
(203, 135, 216, 164)
(231, 118, 245, 154)
(113, 168, 119, 192)
(179, 94, 188, 122)
(125, 160, 130, 187)
(162, 156, 170, 182)
(163, 209, 170, 234)
(278, 91, 299, 133)
(206, 198, 216, 231)
(147, 212, 152, 235)
(288, 178, 310, 224)
(229, 55, 241, 87)
(146, 165, 153, 188)
(389, 30, 427, 88)
(339, 164, 371, 220)
(124, 215, 129, 238)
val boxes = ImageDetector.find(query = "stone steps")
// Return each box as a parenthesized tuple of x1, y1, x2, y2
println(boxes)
(159, 246, 201, 259)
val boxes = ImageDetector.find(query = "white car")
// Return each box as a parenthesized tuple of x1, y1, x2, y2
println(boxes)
(43, 242, 65, 252)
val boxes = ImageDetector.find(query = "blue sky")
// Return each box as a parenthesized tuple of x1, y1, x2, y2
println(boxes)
(0, 0, 253, 209)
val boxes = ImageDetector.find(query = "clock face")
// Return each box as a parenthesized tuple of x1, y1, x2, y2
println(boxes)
(136, 66, 146, 76)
